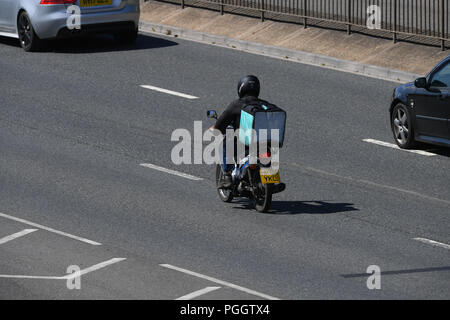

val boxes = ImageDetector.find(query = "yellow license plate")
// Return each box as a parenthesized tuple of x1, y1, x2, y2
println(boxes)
(260, 168, 280, 184)
(80, 0, 113, 7)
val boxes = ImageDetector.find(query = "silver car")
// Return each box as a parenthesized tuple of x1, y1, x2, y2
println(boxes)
(0, 0, 140, 51)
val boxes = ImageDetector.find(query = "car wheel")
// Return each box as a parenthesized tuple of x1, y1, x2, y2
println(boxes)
(18, 12, 43, 52)
(114, 28, 138, 45)
(391, 103, 416, 149)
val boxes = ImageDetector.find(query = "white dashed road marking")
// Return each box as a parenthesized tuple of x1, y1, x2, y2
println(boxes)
(0, 229, 38, 245)
(160, 264, 280, 300)
(413, 238, 450, 250)
(140, 85, 199, 99)
(64, 258, 127, 280)
(0, 258, 126, 280)
(140, 163, 203, 181)
(0, 212, 101, 246)
(175, 286, 221, 300)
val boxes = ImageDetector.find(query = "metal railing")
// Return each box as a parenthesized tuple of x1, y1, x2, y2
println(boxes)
(154, 0, 449, 50)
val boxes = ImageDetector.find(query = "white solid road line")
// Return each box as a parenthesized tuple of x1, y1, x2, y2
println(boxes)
(0, 258, 126, 280)
(64, 258, 127, 280)
(0, 212, 101, 246)
(160, 264, 281, 300)
(175, 286, 221, 300)
(363, 139, 436, 156)
(140, 163, 204, 181)
(295, 164, 450, 207)
(0, 229, 38, 245)
(413, 238, 450, 250)
(0, 274, 63, 280)
(140, 85, 199, 99)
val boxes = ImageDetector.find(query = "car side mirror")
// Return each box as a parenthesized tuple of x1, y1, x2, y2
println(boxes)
(207, 110, 218, 119)
(414, 77, 428, 88)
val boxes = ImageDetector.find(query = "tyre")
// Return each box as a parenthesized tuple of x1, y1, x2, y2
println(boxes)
(18, 12, 43, 52)
(391, 103, 416, 149)
(216, 164, 233, 203)
(253, 183, 273, 213)
(114, 28, 138, 45)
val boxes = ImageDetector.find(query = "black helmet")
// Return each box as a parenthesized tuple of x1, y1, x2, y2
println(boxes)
(237, 75, 260, 98)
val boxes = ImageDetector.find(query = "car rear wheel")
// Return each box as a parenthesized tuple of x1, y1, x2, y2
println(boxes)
(391, 103, 416, 149)
(253, 183, 273, 213)
(18, 12, 43, 52)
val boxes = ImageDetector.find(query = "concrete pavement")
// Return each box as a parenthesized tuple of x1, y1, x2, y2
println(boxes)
(140, 0, 449, 75)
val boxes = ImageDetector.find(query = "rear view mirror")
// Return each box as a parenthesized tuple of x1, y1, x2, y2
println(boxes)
(207, 110, 218, 119)
(414, 77, 427, 88)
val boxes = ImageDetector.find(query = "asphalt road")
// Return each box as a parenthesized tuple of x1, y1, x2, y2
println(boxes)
(0, 32, 449, 300)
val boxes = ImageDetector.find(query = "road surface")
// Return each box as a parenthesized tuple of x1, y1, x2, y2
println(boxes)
(0, 33, 449, 299)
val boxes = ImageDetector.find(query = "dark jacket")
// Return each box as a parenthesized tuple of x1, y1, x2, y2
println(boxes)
(214, 95, 270, 134)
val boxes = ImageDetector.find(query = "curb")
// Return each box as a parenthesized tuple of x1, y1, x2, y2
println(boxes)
(139, 21, 420, 83)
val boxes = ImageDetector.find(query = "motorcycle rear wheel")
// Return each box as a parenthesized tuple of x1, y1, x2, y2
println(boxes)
(253, 184, 273, 213)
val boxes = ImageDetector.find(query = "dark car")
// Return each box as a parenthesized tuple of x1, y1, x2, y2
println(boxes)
(390, 55, 450, 149)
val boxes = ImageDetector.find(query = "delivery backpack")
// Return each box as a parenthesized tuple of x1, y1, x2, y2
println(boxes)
(238, 101, 286, 148)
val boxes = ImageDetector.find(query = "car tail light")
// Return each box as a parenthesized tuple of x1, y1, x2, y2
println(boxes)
(40, 0, 77, 4)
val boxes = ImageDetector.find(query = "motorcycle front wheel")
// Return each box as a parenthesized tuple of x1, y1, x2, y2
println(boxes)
(253, 183, 273, 213)
(216, 164, 234, 203)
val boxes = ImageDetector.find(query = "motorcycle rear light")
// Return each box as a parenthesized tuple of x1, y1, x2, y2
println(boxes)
(40, 0, 77, 4)
(259, 152, 271, 166)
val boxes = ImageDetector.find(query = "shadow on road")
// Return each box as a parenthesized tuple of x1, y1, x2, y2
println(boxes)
(424, 146, 450, 157)
(0, 33, 178, 54)
(0, 36, 21, 49)
(233, 200, 358, 215)
(270, 200, 358, 215)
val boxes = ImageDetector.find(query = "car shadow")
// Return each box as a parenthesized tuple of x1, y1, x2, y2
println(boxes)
(233, 200, 359, 215)
(0, 33, 178, 53)
(0, 36, 21, 49)
(47, 33, 178, 53)
(422, 145, 450, 157)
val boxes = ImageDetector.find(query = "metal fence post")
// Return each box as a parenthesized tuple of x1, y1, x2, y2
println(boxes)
(181, 0, 185, 9)
(304, 0, 307, 28)
(220, 0, 224, 15)
(441, 0, 446, 50)
(261, 0, 265, 22)
(347, 0, 351, 35)
(393, 0, 397, 43)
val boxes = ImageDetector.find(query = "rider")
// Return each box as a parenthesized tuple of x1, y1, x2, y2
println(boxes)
(212, 75, 271, 187)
